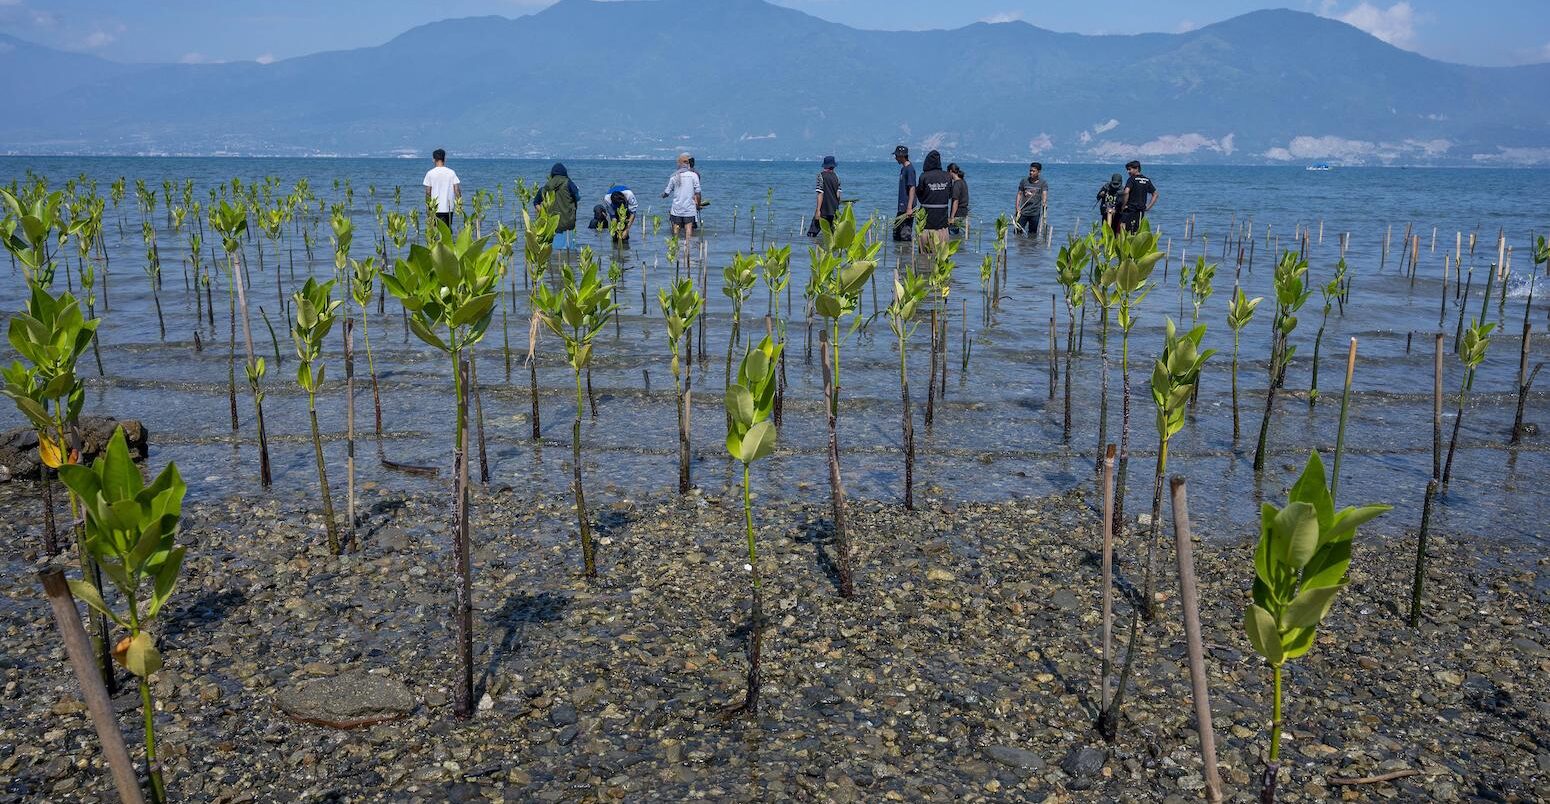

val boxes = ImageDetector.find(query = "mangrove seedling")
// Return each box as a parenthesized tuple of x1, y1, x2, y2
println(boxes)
(1143, 320, 1213, 616)
(534, 248, 618, 578)
(723, 335, 782, 716)
(1441, 318, 1493, 487)
(58, 427, 187, 804)
(722, 252, 759, 388)
(350, 256, 384, 435)
(0, 186, 64, 287)
(291, 277, 344, 553)
(1227, 288, 1264, 442)
(659, 277, 703, 494)
(1308, 268, 1340, 405)
(886, 267, 929, 509)
(812, 205, 880, 598)
(1188, 255, 1217, 325)
(1107, 223, 1163, 544)
(521, 202, 559, 439)
(1055, 237, 1089, 442)
(1253, 252, 1311, 472)
(382, 218, 502, 719)
(210, 200, 273, 486)
(1244, 451, 1389, 802)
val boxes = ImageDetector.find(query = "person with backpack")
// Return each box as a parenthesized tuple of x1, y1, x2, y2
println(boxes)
(915, 150, 954, 249)
(534, 163, 580, 249)
(1013, 162, 1048, 237)
(807, 155, 842, 237)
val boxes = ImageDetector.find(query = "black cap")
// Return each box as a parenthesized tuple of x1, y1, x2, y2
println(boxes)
(893, 145, 908, 157)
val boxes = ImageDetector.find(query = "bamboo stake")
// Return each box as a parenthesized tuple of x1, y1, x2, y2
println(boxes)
(1099, 444, 1115, 713)
(1169, 478, 1222, 803)
(39, 569, 146, 804)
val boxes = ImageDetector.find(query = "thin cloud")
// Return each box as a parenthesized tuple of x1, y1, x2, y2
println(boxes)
(980, 11, 1022, 24)
(1323, 1, 1418, 48)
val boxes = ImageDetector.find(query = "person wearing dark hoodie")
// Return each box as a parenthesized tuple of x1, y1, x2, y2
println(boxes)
(914, 150, 954, 249)
(534, 163, 581, 249)
(1096, 172, 1124, 235)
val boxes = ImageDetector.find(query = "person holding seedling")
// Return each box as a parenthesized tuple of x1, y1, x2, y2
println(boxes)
(1096, 172, 1123, 234)
(663, 153, 702, 239)
(1014, 162, 1048, 237)
(422, 148, 461, 229)
(588, 184, 638, 243)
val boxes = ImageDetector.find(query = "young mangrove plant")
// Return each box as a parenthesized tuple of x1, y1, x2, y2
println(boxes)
(1188, 255, 1216, 325)
(812, 206, 879, 598)
(521, 203, 558, 439)
(722, 252, 759, 388)
(1441, 318, 1493, 487)
(1107, 224, 1163, 539)
(1253, 252, 1311, 472)
(382, 218, 501, 718)
(534, 247, 618, 578)
(1308, 268, 1340, 405)
(58, 427, 187, 804)
(722, 335, 781, 716)
(291, 277, 344, 554)
(886, 267, 929, 509)
(211, 201, 274, 486)
(1244, 451, 1389, 802)
(350, 255, 384, 435)
(759, 244, 791, 426)
(1056, 237, 1089, 442)
(660, 278, 704, 494)
(1228, 288, 1264, 443)
(1143, 320, 1213, 616)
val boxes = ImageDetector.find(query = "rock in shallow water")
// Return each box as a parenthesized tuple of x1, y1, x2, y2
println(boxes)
(274, 672, 414, 728)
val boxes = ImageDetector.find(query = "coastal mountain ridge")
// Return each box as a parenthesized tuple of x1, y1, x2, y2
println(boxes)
(2, 0, 1547, 164)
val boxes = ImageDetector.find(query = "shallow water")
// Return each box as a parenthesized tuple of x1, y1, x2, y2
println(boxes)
(1, 157, 1546, 549)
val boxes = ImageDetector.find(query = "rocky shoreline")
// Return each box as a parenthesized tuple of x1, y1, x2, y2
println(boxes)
(1, 481, 1546, 802)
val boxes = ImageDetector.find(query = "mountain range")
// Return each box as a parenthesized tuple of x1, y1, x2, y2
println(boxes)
(3, 0, 1548, 165)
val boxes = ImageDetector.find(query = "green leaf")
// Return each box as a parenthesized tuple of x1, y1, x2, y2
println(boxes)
(1283, 582, 1345, 628)
(146, 546, 185, 619)
(726, 384, 754, 427)
(1326, 504, 1392, 542)
(1274, 501, 1320, 569)
(408, 317, 449, 353)
(67, 579, 126, 626)
(1299, 540, 1353, 591)
(451, 293, 496, 328)
(739, 420, 777, 463)
(124, 631, 162, 677)
(1244, 604, 1283, 665)
(1280, 625, 1317, 660)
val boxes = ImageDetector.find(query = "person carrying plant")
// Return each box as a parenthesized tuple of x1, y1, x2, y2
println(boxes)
(1013, 161, 1048, 237)
(534, 163, 581, 250)
(892, 145, 916, 242)
(914, 150, 954, 249)
(1096, 172, 1124, 234)
(1118, 159, 1159, 232)
(807, 155, 842, 238)
(422, 148, 461, 229)
(662, 153, 702, 240)
(588, 184, 639, 243)
(947, 163, 970, 236)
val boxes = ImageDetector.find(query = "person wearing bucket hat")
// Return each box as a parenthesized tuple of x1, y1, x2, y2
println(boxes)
(1096, 172, 1124, 234)
(808, 155, 842, 237)
(893, 145, 915, 242)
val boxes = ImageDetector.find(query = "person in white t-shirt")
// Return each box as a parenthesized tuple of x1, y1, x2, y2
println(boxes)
(662, 153, 702, 239)
(422, 148, 461, 229)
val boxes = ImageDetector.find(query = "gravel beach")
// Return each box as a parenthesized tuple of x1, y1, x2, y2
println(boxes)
(2, 476, 1546, 802)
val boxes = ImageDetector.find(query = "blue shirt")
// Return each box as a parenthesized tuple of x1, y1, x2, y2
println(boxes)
(897, 162, 917, 211)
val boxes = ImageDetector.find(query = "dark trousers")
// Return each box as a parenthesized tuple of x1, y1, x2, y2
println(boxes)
(435, 211, 453, 228)
(1017, 211, 1041, 236)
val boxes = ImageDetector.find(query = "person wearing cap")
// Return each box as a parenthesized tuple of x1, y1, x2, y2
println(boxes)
(808, 155, 842, 237)
(1117, 160, 1158, 232)
(915, 150, 954, 249)
(1095, 172, 1124, 234)
(893, 145, 916, 242)
(1014, 162, 1048, 237)
(662, 152, 702, 239)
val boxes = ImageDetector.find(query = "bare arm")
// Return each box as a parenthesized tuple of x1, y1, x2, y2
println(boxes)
(1146, 190, 1158, 212)
(425, 186, 432, 202)
(454, 182, 462, 202)
(905, 186, 916, 214)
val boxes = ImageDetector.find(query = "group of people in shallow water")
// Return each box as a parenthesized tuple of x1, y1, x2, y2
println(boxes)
(420, 146, 1160, 250)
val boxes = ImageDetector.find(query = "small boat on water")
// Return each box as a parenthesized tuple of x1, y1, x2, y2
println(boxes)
(1306, 162, 1332, 171)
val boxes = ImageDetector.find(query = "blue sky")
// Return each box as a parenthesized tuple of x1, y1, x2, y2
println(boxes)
(4, 0, 1547, 67)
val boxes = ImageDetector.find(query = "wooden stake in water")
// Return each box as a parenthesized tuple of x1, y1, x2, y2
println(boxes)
(1169, 478, 1223, 803)
(1331, 338, 1356, 503)
(1410, 333, 1444, 627)
(39, 569, 147, 804)
(1099, 444, 1116, 713)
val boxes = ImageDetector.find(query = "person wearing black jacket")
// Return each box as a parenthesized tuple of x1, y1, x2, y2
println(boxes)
(915, 150, 953, 249)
